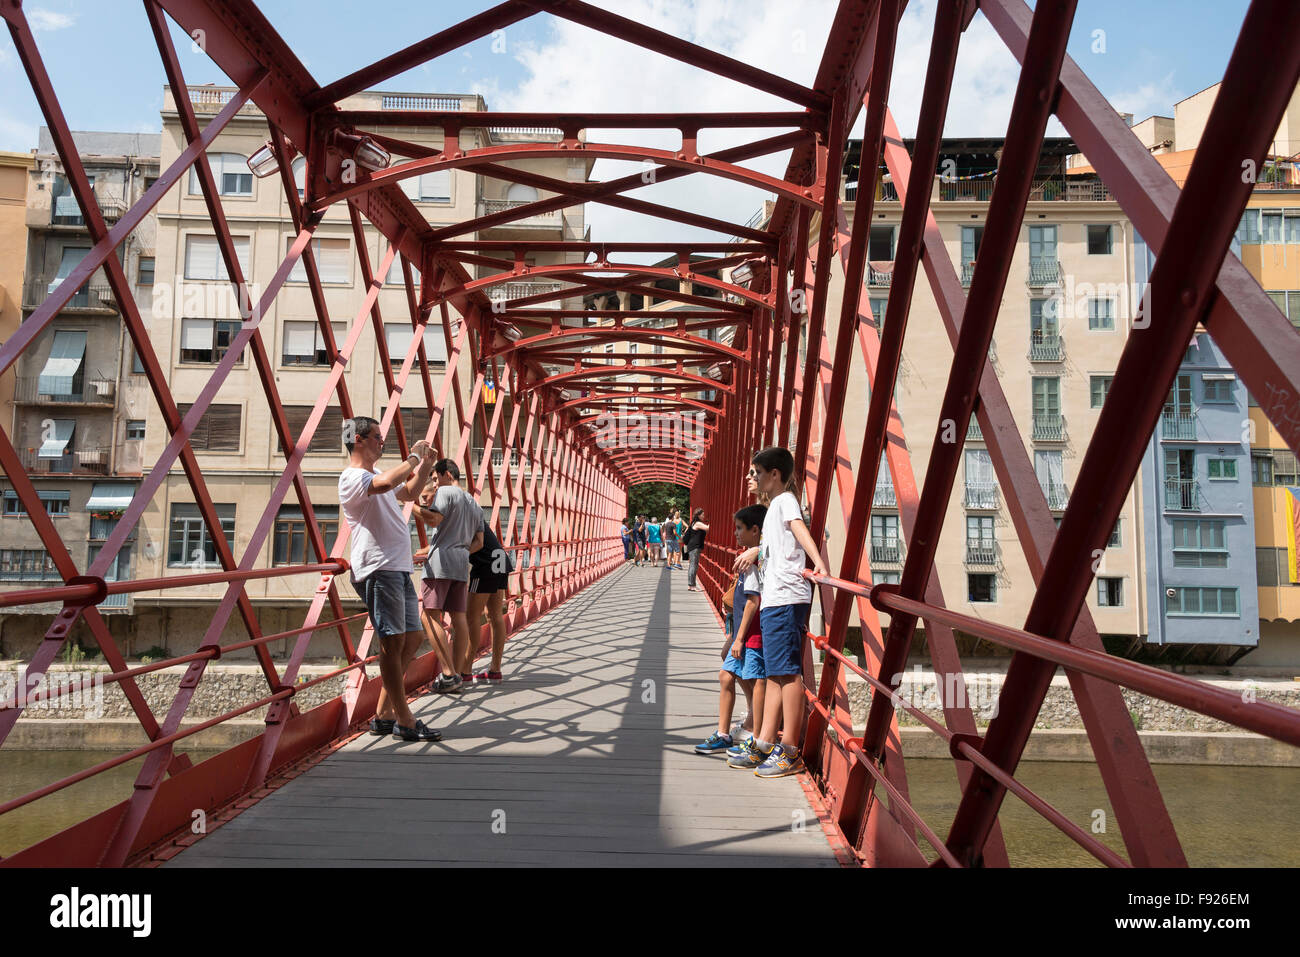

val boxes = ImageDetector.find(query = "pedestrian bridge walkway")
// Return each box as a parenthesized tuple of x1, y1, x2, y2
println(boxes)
(166, 565, 839, 867)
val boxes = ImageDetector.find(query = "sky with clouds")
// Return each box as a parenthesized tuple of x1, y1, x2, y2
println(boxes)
(0, 0, 1252, 246)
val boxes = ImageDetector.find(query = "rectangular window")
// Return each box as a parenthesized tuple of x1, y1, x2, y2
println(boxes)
(2, 490, 69, 516)
(183, 235, 250, 281)
(137, 256, 155, 286)
(126, 420, 146, 440)
(0, 548, 60, 581)
(1170, 518, 1228, 568)
(1252, 452, 1274, 485)
(1274, 449, 1299, 485)
(176, 403, 242, 452)
(1201, 377, 1234, 403)
(967, 573, 996, 603)
(1087, 298, 1114, 330)
(1207, 458, 1237, 480)
(272, 506, 340, 565)
(1237, 209, 1261, 245)
(1286, 209, 1300, 244)
(386, 256, 422, 288)
(1090, 375, 1113, 408)
(960, 225, 983, 267)
(1265, 290, 1300, 328)
(282, 320, 345, 367)
(872, 570, 900, 586)
(869, 297, 887, 329)
(189, 152, 253, 196)
(400, 170, 452, 203)
(1257, 547, 1282, 587)
(180, 318, 244, 364)
(1108, 519, 1121, 548)
(167, 503, 236, 567)
(384, 323, 448, 367)
(1096, 577, 1123, 606)
(287, 236, 350, 284)
(279, 407, 345, 455)
(1086, 224, 1113, 254)
(1166, 586, 1239, 617)
(868, 225, 895, 260)
(1262, 209, 1284, 244)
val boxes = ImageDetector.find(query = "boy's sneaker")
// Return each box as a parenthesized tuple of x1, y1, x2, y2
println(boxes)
(725, 733, 754, 757)
(726, 738, 769, 769)
(755, 744, 805, 779)
(693, 731, 732, 754)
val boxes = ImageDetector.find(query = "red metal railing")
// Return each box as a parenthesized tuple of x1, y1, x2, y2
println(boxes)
(1, 0, 1298, 868)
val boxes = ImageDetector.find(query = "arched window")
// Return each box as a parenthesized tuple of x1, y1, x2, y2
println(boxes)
(506, 183, 539, 203)
(189, 152, 252, 196)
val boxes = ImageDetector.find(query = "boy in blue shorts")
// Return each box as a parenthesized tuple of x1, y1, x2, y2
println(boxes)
(694, 505, 767, 755)
(727, 447, 827, 777)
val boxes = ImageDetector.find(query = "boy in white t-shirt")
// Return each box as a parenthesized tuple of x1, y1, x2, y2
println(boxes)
(729, 446, 827, 778)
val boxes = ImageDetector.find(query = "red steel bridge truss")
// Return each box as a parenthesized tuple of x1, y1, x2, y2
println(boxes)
(1, 0, 1299, 867)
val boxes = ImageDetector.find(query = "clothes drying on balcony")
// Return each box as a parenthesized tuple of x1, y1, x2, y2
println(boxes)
(37, 419, 75, 459)
(36, 330, 86, 397)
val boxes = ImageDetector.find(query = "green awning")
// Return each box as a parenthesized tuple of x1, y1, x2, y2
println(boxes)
(37, 419, 74, 458)
(37, 330, 86, 396)
(85, 483, 136, 510)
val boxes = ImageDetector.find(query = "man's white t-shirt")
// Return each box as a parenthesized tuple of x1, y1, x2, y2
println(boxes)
(338, 466, 412, 580)
(759, 490, 812, 607)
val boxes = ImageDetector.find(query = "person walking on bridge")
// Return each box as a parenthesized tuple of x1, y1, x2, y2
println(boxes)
(684, 508, 709, 591)
(339, 417, 441, 742)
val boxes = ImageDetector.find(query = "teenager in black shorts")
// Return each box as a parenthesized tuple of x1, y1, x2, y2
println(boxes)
(466, 517, 514, 683)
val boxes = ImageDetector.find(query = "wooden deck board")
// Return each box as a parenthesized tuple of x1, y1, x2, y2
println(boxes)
(167, 564, 837, 868)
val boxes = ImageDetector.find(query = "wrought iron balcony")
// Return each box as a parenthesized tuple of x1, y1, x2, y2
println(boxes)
(13, 375, 116, 407)
(963, 482, 999, 509)
(18, 446, 110, 476)
(939, 179, 995, 202)
(50, 200, 126, 227)
(1161, 411, 1197, 441)
(1031, 414, 1065, 442)
(966, 420, 983, 441)
(1029, 331, 1063, 361)
(965, 544, 997, 566)
(870, 540, 903, 564)
(22, 279, 118, 312)
(1028, 259, 1061, 285)
(494, 280, 565, 305)
(1164, 478, 1200, 511)
(960, 261, 976, 286)
(873, 483, 896, 507)
(1041, 481, 1069, 510)
(867, 263, 893, 287)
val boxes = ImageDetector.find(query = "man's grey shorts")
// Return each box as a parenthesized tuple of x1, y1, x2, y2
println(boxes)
(360, 570, 421, 640)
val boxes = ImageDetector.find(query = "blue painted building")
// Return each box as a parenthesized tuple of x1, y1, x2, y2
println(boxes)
(1136, 233, 1260, 657)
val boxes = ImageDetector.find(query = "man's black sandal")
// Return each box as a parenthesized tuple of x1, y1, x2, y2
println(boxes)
(391, 720, 443, 742)
(369, 717, 395, 735)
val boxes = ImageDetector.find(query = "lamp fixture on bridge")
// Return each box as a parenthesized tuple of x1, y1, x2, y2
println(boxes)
(705, 363, 725, 381)
(331, 130, 391, 172)
(246, 141, 281, 178)
(729, 258, 763, 288)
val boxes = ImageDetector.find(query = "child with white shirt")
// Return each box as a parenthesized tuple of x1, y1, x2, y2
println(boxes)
(726, 447, 827, 778)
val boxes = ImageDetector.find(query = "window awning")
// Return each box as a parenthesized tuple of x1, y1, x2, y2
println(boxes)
(1202, 373, 1237, 381)
(37, 330, 87, 396)
(37, 419, 75, 458)
(48, 247, 90, 294)
(85, 483, 136, 510)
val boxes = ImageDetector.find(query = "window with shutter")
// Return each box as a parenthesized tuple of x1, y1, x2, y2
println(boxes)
(184, 235, 250, 280)
(280, 407, 346, 455)
(178, 403, 241, 451)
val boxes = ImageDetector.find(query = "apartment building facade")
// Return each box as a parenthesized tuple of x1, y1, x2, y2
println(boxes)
(114, 87, 591, 657)
(830, 137, 1148, 649)
(0, 132, 158, 656)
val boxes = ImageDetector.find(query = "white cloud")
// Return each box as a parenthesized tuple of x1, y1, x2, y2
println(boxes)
(469, 0, 1079, 248)
(1102, 71, 1181, 123)
(27, 9, 76, 33)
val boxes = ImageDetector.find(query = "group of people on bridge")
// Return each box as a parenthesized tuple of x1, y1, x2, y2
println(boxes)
(338, 416, 515, 743)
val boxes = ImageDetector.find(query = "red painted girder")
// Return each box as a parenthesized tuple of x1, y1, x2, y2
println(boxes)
(341, 110, 820, 130)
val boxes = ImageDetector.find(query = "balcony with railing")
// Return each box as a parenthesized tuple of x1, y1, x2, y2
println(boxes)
(494, 280, 566, 306)
(1164, 478, 1200, 511)
(1031, 413, 1065, 442)
(1029, 331, 1063, 362)
(479, 199, 565, 231)
(22, 279, 118, 313)
(18, 447, 110, 476)
(873, 482, 896, 507)
(965, 543, 997, 566)
(940, 179, 995, 202)
(960, 261, 976, 286)
(963, 482, 999, 510)
(867, 263, 893, 287)
(13, 375, 116, 407)
(1028, 259, 1062, 286)
(48, 198, 126, 227)
(1161, 410, 1198, 441)
(1041, 481, 1069, 510)
(472, 448, 536, 474)
(966, 420, 983, 442)
(870, 539, 903, 564)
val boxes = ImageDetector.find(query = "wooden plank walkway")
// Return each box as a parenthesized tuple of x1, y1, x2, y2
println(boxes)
(167, 562, 838, 867)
